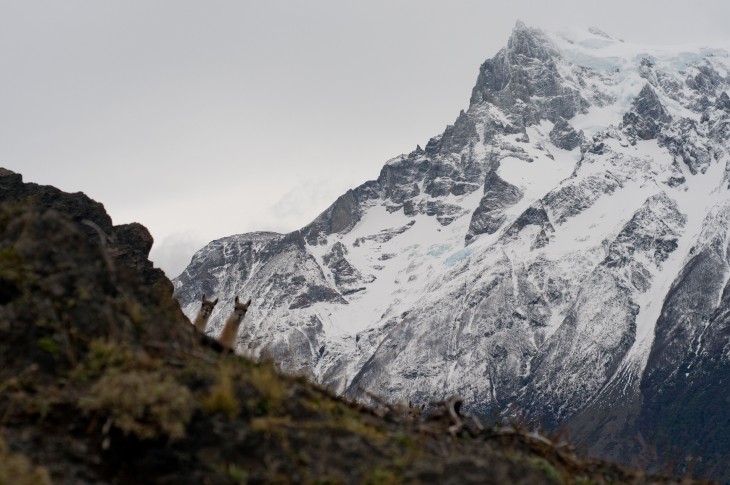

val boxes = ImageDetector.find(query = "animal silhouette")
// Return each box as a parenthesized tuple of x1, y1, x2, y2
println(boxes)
(193, 294, 218, 333)
(219, 296, 251, 349)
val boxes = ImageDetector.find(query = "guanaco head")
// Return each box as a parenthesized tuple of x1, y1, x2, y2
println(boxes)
(199, 294, 219, 319)
(231, 296, 252, 323)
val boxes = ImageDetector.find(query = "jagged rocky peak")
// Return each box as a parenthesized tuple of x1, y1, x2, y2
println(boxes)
(173, 25, 730, 481)
(436, 109, 478, 154)
(622, 83, 671, 140)
(302, 183, 380, 245)
(633, 84, 671, 122)
(507, 20, 557, 61)
(469, 21, 587, 127)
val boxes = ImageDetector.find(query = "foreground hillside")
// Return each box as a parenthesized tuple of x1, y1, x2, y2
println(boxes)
(0, 168, 707, 483)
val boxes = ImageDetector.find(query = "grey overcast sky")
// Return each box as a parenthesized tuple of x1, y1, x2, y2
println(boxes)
(2, 1, 729, 277)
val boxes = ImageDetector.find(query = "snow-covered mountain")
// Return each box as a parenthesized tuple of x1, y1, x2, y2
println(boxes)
(174, 22, 730, 479)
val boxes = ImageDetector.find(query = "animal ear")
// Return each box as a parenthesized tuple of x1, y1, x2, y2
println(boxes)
(245, 299, 252, 308)
(212, 298, 219, 305)
(235, 296, 239, 305)
(202, 294, 206, 302)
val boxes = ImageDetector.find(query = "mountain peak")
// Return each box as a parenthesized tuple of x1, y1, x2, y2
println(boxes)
(469, 21, 584, 125)
(174, 27, 730, 482)
(506, 21, 554, 61)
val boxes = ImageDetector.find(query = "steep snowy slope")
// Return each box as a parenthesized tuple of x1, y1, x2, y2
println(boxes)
(174, 22, 730, 479)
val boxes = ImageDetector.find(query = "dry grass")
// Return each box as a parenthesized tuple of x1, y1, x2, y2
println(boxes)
(0, 433, 51, 485)
(247, 361, 287, 413)
(201, 361, 241, 418)
(79, 370, 195, 440)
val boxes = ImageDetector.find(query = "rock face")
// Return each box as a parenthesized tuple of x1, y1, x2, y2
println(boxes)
(466, 172, 523, 243)
(469, 21, 588, 125)
(622, 83, 672, 140)
(174, 23, 730, 481)
(0, 170, 200, 482)
(0, 168, 167, 289)
(549, 117, 583, 150)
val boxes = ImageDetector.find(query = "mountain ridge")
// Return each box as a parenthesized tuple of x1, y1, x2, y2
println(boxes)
(174, 22, 730, 480)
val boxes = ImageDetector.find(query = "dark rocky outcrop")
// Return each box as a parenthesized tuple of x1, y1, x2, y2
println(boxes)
(403, 199, 467, 226)
(639, 242, 730, 483)
(501, 201, 554, 246)
(549, 117, 583, 150)
(622, 84, 672, 140)
(686, 62, 724, 96)
(716, 91, 730, 111)
(602, 193, 684, 271)
(466, 172, 523, 243)
(0, 168, 167, 289)
(439, 110, 479, 153)
(302, 182, 382, 245)
(289, 284, 347, 309)
(323, 242, 371, 294)
(659, 118, 713, 175)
